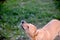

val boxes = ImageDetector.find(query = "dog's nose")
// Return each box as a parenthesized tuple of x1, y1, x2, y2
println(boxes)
(21, 20, 24, 24)
(21, 20, 25, 24)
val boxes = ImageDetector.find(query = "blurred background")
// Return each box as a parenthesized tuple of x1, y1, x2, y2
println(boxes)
(0, 0, 60, 40)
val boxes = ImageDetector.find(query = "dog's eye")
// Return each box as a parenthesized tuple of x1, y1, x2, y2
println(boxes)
(27, 26, 29, 29)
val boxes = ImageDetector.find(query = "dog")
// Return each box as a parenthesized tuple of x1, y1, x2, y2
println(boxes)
(21, 19, 60, 40)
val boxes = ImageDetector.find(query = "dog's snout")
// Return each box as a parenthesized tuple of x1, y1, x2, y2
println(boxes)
(21, 20, 26, 24)
(21, 20, 26, 30)
(22, 21, 24, 24)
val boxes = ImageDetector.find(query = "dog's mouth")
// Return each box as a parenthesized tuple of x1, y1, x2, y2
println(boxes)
(21, 25, 25, 30)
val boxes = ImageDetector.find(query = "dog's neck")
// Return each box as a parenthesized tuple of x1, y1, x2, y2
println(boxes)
(28, 30, 38, 40)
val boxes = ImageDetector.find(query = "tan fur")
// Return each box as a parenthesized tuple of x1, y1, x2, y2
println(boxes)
(21, 19, 60, 40)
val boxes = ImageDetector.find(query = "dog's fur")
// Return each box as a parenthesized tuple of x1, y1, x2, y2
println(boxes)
(21, 19, 60, 40)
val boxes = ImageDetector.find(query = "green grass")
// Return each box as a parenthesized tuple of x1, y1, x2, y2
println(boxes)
(0, 0, 60, 40)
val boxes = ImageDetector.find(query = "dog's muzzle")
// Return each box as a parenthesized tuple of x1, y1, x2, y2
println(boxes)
(21, 20, 25, 30)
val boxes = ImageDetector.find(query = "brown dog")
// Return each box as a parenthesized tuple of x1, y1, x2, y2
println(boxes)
(21, 19, 60, 40)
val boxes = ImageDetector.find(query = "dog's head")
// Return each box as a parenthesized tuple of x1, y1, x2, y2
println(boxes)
(21, 20, 37, 37)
